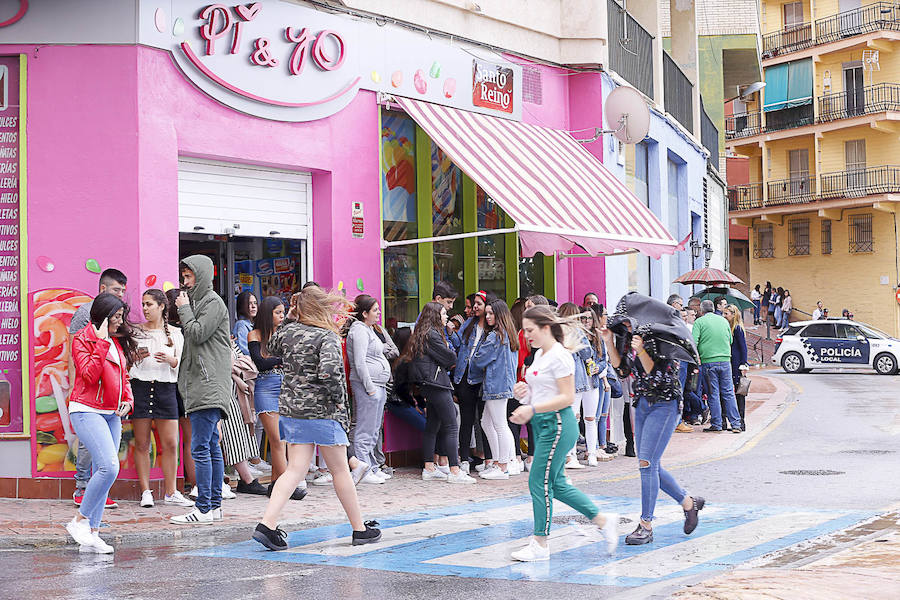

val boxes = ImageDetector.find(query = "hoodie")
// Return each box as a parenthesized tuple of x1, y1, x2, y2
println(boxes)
(177, 255, 232, 417)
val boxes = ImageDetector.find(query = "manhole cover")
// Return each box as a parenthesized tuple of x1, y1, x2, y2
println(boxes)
(839, 449, 895, 455)
(780, 469, 845, 476)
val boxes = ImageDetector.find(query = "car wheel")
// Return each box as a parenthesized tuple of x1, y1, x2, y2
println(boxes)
(781, 352, 805, 374)
(873, 353, 898, 375)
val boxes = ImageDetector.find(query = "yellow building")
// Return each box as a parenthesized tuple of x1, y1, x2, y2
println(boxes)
(726, 1, 900, 335)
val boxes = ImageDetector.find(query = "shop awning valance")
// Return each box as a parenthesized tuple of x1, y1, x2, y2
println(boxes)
(763, 59, 813, 112)
(394, 97, 679, 259)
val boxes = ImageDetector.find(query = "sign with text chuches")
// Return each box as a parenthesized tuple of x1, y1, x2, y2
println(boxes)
(472, 59, 514, 114)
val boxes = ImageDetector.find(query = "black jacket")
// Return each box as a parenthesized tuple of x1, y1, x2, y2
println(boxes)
(410, 330, 456, 390)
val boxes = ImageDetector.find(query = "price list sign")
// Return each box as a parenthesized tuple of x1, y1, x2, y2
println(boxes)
(0, 56, 24, 435)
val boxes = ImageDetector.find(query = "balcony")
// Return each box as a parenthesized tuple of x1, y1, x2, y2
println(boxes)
(761, 23, 814, 59)
(819, 165, 900, 199)
(663, 51, 693, 132)
(725, 104, 815, 144)
(815, 2, 900, 45)
(725, 110, 764, 140)
(818, 83, 900, 122)
(700, 100, 719, 170)
(728, 183, 764, 210)
(607, 0, 654, 99)
(767, 176, 817, 206)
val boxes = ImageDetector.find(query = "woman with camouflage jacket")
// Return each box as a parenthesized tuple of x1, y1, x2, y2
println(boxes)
(252, 286, 381, 551)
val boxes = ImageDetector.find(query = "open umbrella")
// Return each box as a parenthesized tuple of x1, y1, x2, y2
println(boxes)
(691, 286, 753, 311)
(673, 267, 744, 285)
(608, 292, 699, 365)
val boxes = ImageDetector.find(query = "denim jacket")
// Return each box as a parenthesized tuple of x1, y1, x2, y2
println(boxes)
(453, 317, 486, 385)
(472, 330, 517, 400)
(573, 334, 593, 393)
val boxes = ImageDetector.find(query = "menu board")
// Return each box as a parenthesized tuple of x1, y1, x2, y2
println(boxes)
(0, 56, 24, 436)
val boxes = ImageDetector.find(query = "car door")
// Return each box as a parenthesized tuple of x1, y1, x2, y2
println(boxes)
(833, 323, 870, 366)
(798, 322, 838, 367)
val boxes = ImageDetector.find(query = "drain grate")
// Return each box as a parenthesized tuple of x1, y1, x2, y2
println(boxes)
(780, 469, 845, 476)
(839, 449, 895, 455)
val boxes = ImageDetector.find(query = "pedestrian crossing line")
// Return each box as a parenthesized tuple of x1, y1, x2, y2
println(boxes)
(580, 510, 845, 579)
(425, 503, 723, 569)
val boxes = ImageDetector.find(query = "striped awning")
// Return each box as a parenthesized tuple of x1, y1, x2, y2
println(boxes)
(395, 97, 679, 259)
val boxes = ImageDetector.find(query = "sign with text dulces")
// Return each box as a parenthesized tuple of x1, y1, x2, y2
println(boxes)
(0, 55, 26, 437)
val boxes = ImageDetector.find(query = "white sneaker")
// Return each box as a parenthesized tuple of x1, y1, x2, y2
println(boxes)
(79, 531, 114, 554)
(565, 458, 585, 469)
(140, 489, 154, 508)
(523, 459, 532, 472)
(360, 471, 386, 485)
(475, 462, 488, 473)
(164, 491, 194, 507)
(587, 453, 598, 467)
(351, 461, 370, 486)
(379, 468, 393, 480)
(422, 468, 449, 481)
(222, 482, 236, 500)
(511, 537, 550, 562)
(311, 472, 333, 486)
(170, 508, 214, 525)
(65, 516, 94, 546)
(599, 513, 619, 554)
(507, 461, 521, 476)
(188, 486, 198, 499)
(480, 466, 510, 480)
(446, 471, 476, 484)
(211, 507, 223, 521)
(436, 464, 451, 475)
(459, 461, 470, 474)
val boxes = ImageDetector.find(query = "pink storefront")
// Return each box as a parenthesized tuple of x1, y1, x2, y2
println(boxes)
(0, 1, 674, 498)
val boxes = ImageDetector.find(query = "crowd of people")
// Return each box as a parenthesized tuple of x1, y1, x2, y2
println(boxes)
(62, 263, 713, 558)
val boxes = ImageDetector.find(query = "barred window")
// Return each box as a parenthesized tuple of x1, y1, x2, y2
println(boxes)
(821, 219, 832, 254)
(849, 214, 873, 253)
(788, 219, 810, 255)
(754, 224, 774, 258)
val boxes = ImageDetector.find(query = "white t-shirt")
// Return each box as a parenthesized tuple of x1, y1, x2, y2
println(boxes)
(524, 342, 575, 406)
(468, 324, 484, 359)
(751, 289, 761, 301)
(129, 326, 184, 383)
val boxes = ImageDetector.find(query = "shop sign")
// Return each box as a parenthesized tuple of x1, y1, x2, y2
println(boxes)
(0, 56, 26, 437)
(352, 201, 364, 239)
(472, 59, 514, 114)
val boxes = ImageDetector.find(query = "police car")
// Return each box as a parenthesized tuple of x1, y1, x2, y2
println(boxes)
(773, 319, 900, 375)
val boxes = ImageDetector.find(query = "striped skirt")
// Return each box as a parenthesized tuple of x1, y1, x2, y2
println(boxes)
(220, 386, 257, 467)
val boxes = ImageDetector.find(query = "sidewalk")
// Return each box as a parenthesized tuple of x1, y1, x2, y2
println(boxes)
(0, 374, 795, 549)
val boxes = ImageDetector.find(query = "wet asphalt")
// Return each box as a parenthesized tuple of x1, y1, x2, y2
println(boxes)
(2, 369, 898, 600)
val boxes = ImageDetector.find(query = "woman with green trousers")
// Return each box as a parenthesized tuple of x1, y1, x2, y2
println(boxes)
(508, 305, 619, 562)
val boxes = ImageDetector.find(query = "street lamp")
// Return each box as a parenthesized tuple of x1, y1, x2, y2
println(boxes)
(691, 240, 702, 258)
(704, 244, 713, 264)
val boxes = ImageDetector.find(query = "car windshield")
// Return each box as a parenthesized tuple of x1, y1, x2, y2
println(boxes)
(855, 322, 889, 339)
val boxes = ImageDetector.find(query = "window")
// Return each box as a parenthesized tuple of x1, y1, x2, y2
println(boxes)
(821, 219, 832, 254)
(788, 218, 810, 255)
(845, 139, 867, 194)
(849, 213, 873, 253)
(801, 323, 836, 338)
(857, 323, 889, 339)
(835, 324, 862, 340)
(783, 1, 804, 28)
(789, 148, 809, 180)
(754, 224, 774, 258)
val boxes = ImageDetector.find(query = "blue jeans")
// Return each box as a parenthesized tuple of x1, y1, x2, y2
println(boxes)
(595, 387, 612, 447)
(189, 408, 224, 514)
(780, 310, 791, 329)
(633, 397, 686, 522)
(69, 412, 121, 528)
(74, 439, 92, 491)
(386, 401, 426, 432)
(701, 361, 743, 430)
(752, 300, 761, 323)
(680, 362, 705, 421)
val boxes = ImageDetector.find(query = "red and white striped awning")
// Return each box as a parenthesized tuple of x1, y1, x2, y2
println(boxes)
(395, 97, 679, 259)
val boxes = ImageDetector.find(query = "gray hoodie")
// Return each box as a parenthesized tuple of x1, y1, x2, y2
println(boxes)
(346, 320, 394, 396)
(177, 255, 232, 417)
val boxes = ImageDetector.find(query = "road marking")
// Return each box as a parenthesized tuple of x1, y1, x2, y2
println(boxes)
(581, 511, 844, 579)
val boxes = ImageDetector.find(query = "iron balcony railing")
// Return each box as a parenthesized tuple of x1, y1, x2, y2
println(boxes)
(767, 176, 816, 206)
(818, 83, 900, 122)
(765, 104, 815, 132)
(607, 0, 654, 99)
(728, 183, 764, 211)
(725, 110, 763, 139)
(700, 99, 719, 170)
(761, 23, 814, 58)
(663, 51, 693, 132)
(815, 2, 900, 45)
(819, 165, 900, 199)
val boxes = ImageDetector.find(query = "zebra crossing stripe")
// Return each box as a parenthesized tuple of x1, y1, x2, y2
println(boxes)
(580, 511, 846, 579)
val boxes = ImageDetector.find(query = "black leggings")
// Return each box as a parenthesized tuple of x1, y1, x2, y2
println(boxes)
(456, 377, 484, 463)
(422, 385, 459, 467)
(506, 398, 535, 457)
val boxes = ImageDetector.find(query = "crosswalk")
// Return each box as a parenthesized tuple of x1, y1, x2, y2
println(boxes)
(189, 495, 871, 587)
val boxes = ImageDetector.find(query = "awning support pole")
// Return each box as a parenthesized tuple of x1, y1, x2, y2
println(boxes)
(381, 227, 519, 248)
(557, 249, 639, 259)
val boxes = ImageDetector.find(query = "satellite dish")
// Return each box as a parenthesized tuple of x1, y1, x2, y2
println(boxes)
(739, 81, 766, 100)
(604, 86, 650, 144)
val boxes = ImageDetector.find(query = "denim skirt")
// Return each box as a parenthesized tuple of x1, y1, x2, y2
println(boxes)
(254, 371, 282, 415)
(279, 417, 349, 446)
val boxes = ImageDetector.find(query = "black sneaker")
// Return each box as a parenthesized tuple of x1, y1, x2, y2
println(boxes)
(624, 442, 636, 457)
(703, 426, 722, 432)
(252, 523, 288, 551)
(352, 520, 382, 546)
(624, 524, 653, 545)
(701, 408, 710, 424)
(604, 443, 618, 455)
(683, 496, 705, 534)
(237, 478, 268, 495)
(290, 486, 307, 501)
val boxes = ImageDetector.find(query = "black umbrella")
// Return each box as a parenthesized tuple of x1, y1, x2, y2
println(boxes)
(608, 292, 699, 365)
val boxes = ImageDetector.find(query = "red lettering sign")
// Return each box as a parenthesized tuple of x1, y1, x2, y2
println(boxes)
(472, 59, 513, 114)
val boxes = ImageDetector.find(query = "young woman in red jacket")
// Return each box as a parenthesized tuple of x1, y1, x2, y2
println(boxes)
(65, 293, 136, 554)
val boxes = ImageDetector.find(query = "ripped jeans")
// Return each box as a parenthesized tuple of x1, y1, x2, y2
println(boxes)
(633, 396, 686, 523)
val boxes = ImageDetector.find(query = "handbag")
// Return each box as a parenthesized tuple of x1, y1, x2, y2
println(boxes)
(735, 376, 751, 396)
(607, 372, 623, 398)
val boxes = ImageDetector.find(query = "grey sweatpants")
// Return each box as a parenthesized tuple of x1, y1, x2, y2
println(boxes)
(350, 381, 387, 475)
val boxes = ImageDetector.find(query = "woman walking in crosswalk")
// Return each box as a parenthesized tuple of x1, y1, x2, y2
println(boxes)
(508, 305, 618, 562)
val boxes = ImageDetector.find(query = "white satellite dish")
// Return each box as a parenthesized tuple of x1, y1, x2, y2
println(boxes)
(604, 86, 650, 144)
